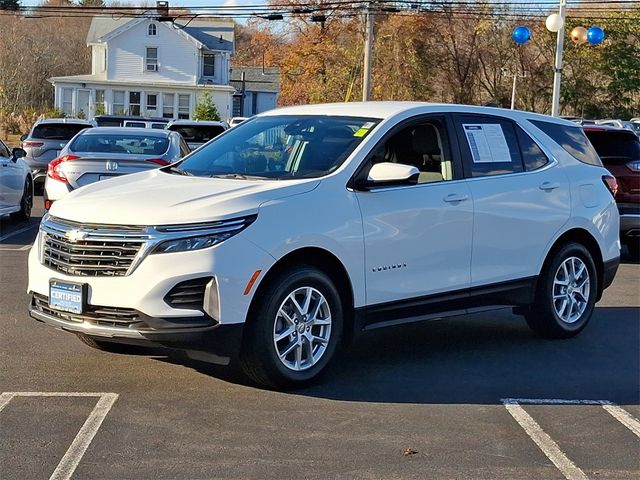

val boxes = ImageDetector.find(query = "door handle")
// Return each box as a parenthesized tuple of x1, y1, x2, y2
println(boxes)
(443, 193, 469, 203)
(539, 181, 560, 191)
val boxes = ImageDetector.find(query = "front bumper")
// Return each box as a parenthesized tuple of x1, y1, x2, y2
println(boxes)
(28, 293, 244, 355)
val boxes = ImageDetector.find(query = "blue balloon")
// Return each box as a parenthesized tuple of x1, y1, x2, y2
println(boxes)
(512, 26, 532, 45)
(587, 26, 605, 45)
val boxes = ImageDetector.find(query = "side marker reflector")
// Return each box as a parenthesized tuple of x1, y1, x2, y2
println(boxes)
(244, 270, 262, 296)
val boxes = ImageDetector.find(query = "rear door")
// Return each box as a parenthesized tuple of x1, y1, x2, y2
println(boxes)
(452, 113, 571, 287)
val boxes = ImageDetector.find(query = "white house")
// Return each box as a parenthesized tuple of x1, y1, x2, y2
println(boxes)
(50, 14, 236, 121)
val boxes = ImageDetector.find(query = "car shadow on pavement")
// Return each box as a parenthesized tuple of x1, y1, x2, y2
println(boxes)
(164, 306, 639, 405)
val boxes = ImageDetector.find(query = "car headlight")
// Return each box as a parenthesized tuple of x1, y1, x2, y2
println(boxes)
(151, 215, 256, 254)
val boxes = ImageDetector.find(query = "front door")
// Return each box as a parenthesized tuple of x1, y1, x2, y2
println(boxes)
(355, 116, 473, 321)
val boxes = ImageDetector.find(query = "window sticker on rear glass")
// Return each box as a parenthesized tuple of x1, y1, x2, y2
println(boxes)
(463, 124, 512, 163)
(353, 122, 376, 138)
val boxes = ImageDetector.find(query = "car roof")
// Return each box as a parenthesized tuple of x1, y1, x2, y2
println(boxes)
(80, 127, 173, 137)
(257, 102, 578, 126)
(167, 120, 227, 127)
(34, 118, 94, 126)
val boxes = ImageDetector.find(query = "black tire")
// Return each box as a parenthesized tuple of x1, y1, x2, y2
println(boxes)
(76, 333, 150, 354)
(240, 265, 344, 389)
(10, 179, 32, 221)
(525, 242, 598, 339)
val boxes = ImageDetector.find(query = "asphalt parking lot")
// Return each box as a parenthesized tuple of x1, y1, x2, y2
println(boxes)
(1, 200, 638, 480)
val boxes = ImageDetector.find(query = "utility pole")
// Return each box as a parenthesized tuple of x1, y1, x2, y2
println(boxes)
(362, 2, 374, 101)
(551, 0, 567, 117)
(502, 68, 528, 110)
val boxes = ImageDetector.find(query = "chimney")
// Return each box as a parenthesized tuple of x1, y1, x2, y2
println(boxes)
(155, 1, 172, 22)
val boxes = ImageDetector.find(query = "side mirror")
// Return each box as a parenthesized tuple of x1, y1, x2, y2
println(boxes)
(362, 162, 419, 188)
(19, 134, 28, 142)
(11, 148, 26, 161)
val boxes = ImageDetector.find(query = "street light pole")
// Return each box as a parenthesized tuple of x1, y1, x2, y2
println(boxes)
(551, 0, 567, 117)
(362, 2, 374, 101)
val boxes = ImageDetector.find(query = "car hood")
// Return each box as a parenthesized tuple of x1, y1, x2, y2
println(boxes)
(49, 169, 320, 225)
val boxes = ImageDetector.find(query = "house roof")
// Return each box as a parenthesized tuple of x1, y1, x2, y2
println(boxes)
(230, 67, 280, 93)
(86, 16, 234, 52)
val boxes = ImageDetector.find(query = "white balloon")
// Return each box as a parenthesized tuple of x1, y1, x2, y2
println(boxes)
(546, 13, 564, 33)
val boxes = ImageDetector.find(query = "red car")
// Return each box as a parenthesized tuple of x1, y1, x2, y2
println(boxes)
(584, 126, 640, 257)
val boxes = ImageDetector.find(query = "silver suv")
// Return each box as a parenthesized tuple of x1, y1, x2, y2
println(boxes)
(21, 118, 94, 190)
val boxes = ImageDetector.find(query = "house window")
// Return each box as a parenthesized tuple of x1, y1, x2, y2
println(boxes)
(146, 93, 157, 114)
(95, 90, 105, 114)
(146, 47, 158, 72)
(178, 94, 190, 119)
(203, 54, 215, 77)
(62, 88, 73, 115)
(162, 93, 174, 119)
(113, 90, 126, 115)
(129, 91, 141, 116)
(148, 23, 157, 36)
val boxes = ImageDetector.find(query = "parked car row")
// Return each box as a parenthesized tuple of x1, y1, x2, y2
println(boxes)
(27, 103, 621, 390)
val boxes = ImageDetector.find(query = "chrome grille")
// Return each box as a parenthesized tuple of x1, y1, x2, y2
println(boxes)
(41, 216, 149, 277)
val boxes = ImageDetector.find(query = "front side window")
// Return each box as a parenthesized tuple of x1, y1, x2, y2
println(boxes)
(162, 93, 174, 119)
(146, 47, 158, 71)
(174, 115, 379, 179)
(0, 140, 11, 158)
(367, 118, 454, 184)
(203, 54, 215, 76)
(456, 115, 524, 177)
(70, 133, 169, 156)
(530, 120, 602, 166)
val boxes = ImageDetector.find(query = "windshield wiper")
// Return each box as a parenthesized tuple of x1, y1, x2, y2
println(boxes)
(166, 165, 193, 176)
(211, 173, 270, 180)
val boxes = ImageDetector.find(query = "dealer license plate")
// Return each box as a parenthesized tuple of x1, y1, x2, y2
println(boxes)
(49, 280, 84, 314)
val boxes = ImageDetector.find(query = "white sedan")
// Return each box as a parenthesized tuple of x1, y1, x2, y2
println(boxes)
(0, 141, 32, 220)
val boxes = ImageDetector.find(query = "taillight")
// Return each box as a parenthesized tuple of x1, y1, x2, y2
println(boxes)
(22, 141, 44, 148)
(146, 158, 170, 166)
(44, 199, 53, 210)
(602, 175, 618, 197)
(47, 155, 80, 183)
(627, 161, 640, 172)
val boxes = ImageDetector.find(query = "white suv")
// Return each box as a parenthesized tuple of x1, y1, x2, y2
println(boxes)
(28, 103, 620, 388)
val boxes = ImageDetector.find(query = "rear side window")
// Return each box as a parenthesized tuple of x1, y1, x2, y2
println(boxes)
(455, 115, 523, 177)
(515, 126, 549, 171)
(530, 120, 602, 166)
(32, 124, 90, 140)
(583, 130, 640, 165)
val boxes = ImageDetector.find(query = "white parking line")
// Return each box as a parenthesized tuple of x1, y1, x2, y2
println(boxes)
(503, 399, 587, 480)
(0, 223, 38, 243)
(0, 391, 118, 480)
(502, 398, 640, 480)
(602, 404, 640, 438)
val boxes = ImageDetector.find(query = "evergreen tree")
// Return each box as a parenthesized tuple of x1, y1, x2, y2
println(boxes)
(193, 91, 221, 121)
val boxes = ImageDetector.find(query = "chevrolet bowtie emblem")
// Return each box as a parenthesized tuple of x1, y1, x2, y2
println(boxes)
(65, 229, 87, 243)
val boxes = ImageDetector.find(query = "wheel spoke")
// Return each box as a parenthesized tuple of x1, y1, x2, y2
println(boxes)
(279, 309, 296, 326)
(312, 335, 328, 346)
(294, 343, 303, 369)
(312, 317, 331, 326)
(275, 326, 295, 342)
(301, 287, 312, 315)
(280, 340, 298, 358)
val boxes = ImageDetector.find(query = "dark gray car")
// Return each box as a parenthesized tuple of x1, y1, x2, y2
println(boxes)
(43, 127, 190, 208)
(21, 118, 95, 190)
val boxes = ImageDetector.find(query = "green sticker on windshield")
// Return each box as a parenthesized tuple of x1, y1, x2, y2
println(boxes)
(353, 121, 376, 138)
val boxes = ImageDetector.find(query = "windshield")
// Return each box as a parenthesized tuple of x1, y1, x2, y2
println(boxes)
(70, 133, 170, 155)
(170, 125, 226, 143)
(176, 115, 379, 179)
